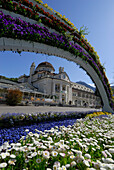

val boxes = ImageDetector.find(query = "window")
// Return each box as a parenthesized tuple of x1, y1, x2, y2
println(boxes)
(82, 93, 85, 97)
(63, 74, 66, 79)
(55, 84, 60, 92)
(38, 74, 40, 78)
(62, 85, 66, 91)
(78, 92, 81, 97)
(59, 75, 61, 79)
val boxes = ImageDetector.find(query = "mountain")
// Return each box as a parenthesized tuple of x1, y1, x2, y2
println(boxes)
(111, 85, 114, 89)
(0, 75, 18, 82)
(76, 81, 96, 92)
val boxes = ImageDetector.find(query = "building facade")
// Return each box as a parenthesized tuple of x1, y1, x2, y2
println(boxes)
(18, 62, 101, 107)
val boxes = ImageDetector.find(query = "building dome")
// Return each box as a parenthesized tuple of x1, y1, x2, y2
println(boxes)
(36, 62, 55, 72)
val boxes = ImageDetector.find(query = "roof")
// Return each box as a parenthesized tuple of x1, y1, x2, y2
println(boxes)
(0, 79, 44, 95)
(36, 62, 55, 71)
(0, 79, 18, 85)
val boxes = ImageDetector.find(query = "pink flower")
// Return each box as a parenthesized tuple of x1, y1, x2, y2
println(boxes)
(102, 151, 107, 158)
(59, 153, 65, 157)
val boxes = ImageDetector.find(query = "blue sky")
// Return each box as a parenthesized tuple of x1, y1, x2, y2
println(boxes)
(0, 0, 114, 86)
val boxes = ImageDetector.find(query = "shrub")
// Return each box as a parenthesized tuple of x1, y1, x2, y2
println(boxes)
(6, 89, 23, 106)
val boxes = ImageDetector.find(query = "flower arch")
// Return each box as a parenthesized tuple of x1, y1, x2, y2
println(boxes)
(0, 0, 113, 112)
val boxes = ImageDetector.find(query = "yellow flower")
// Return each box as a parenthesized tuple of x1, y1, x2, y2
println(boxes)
(44, 3, 48, 7)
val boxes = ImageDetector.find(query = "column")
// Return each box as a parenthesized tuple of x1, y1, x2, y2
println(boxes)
(59, 83, 62, 103)
(65, 85, 67, 104)
(52, 81, 55, 95)
(65, 85, 67, 103)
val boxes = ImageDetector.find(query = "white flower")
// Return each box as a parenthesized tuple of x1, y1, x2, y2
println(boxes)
(53, 164, 58, 170)
(1, 152, 7, 159)
(102, 158, 114, 163)
(85, 147, 89, 152)
(71, 161, 76, 167)
(78, 155, 84, 161)
(28, 132, 33, 136)
(25, 129, 29, 132)
(54, 161, 60, 167)
(65, 164, 70, 168)
(50, 145, 58, 151)
(5, 152, 10, 156)
(83, 160, 90, 167)
(27, 155, 32, 159)
(59, 140, 64, 145)
(71, 149, 82, 155)
(10, 154, 16, 159)
(38, 151, 42, 155)
(58, 168, 62, 170)
(31, 152, 37, 157)
(47, 137, 53, 141)
(93, 162, 100, 169)
(43, 151, 50, 159)
(92, 148, 96, 151)
(70, 155, 75, 159)
(68, 151, 73, 155)
(51, 151, 58, 157)
(62, 165, 66, 170)
(100, 163, 114, 169)
(2, 142, 10, 150)
(105, 150, 112, 158)
(84, 153, 91, 159)
(36, 158, 41, 163)
(41, 145, 47, 149)
(15, 143, 21, 147)
(8, 159, 16, 165)
(0, 162, 7, 168)
(108, 148, 114, 154)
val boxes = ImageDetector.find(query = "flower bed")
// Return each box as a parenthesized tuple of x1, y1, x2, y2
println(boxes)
(0, 117, 78, 146)
(0, 113, 113, 169)
(86, 111, 112, 119)
(0, 11, 113, 109)
(0, 111, 88, 128)
(0, 0, 106, 63)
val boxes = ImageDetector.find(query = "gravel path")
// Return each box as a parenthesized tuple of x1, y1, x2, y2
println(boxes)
(0, 105, 101, 114)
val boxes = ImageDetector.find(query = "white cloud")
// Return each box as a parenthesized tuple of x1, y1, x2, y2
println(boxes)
(88, 84, 95, 88)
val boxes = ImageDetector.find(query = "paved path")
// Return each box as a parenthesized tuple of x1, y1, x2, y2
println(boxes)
(0, 105, 101, 114)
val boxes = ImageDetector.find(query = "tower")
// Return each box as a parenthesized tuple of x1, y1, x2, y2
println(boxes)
(29, 62, 35, 84)
(59, 67, 64, 73)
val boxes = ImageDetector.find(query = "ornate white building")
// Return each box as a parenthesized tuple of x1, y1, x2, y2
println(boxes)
(18, 62, 101, 107)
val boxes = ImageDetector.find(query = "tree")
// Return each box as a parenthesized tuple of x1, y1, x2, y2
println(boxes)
(6, 89, 23, 106)
(79, 25, 90, 36)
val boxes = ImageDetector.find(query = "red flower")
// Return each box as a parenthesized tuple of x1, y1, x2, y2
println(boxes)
(30, 2, 33, 7)
(35, 4, 38, 8)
